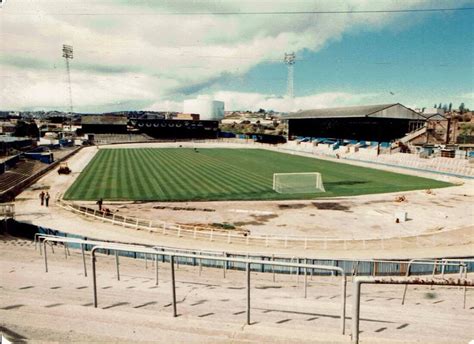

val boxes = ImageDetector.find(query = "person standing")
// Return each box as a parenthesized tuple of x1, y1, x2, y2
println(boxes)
(39, 191, 45, 206)
(96, 198, 103, 211)
(44, 192, 50, 207)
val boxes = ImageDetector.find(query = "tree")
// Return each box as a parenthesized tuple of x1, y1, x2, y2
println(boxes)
(434, 104, 437, 108)
(442, 104, 448, 111)
(438, 103, 442, 109)
(448, 103, 452, 111)
(459, 103, 465, 114)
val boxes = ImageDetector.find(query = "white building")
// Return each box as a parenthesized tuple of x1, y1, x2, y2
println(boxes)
(183, 99, 225, 121)
(423, 108, 445, 116)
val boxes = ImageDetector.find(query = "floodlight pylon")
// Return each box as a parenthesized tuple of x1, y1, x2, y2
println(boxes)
(284, 52, 296, 99)
(62, 44, 74, 117)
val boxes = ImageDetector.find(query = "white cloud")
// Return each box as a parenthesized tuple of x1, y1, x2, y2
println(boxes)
(0, 0, 470, 111)
(146, 90, 381, 112)
(456, 93, 474, 100)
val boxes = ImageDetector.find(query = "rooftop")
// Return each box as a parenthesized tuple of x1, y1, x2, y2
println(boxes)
(282, 103, 423, 120)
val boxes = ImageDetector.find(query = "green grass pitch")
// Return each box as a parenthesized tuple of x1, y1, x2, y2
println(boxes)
(63, 148, 452, 201)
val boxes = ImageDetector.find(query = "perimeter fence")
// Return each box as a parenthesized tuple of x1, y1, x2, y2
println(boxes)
(56, 199, 472, 252)
(34, 230, 474, 278)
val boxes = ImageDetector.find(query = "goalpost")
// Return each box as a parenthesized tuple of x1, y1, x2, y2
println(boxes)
(273, 172, 325, 194)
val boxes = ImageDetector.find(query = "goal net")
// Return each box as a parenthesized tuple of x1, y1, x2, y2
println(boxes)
(273, 172, 325, 194)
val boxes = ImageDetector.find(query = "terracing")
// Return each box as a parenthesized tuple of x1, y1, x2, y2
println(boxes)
(1, 235, 473, 343)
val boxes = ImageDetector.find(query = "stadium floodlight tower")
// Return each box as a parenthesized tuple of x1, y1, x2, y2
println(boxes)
(284, 52, 296, 99)
(62, 44, 74, 131)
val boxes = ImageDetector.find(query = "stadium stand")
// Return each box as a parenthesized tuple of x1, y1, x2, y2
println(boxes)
(93, 133, 156, 145)
(0, 160, 44, 193)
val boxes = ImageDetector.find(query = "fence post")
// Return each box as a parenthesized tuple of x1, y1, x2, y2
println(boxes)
(272, 254, 276, 282)
(246, 262, 251, 325)
(170, 255, 177, 317)
(223, 252, 227, 278)
(81, 243, 87, 277)
(199, 252, 202, 276)
(155, 255, 158, 285)
(115, 251, 120, 281)
(44, 242, 48, 272)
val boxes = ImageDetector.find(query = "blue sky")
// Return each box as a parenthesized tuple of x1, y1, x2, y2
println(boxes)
(211, 9, 473, 110)
(1, 1, 473, 112)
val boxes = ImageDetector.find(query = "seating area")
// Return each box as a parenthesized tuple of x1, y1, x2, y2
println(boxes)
(0, 160, 45, 193)
(282, 140, 474, 177)
(94, 133, 155, 145)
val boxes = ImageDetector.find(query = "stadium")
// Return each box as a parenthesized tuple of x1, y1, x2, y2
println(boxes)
(1, 117, 473, 343)
(1, 2, 473, 342)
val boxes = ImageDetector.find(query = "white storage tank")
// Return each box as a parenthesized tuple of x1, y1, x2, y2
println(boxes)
(183, 99, 225, 121)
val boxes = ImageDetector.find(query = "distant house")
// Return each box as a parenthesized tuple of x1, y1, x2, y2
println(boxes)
(0, 122, 16, 135)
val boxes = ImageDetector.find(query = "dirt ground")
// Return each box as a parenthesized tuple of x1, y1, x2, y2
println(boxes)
(13, 143, 474, 259)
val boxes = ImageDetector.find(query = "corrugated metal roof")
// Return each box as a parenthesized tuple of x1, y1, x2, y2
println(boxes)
(282, 103, 417, 119)
(81, 115, 128, 125)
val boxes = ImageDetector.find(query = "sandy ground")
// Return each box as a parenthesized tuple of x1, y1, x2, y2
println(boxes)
(13, 143, 474, 259)
(1, 236, 473, 343)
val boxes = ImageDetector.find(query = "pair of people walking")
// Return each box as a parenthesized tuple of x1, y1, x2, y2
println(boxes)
(39, 191, 50, 207)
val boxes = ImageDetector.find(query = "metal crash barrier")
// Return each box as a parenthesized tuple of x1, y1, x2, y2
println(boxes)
(38, 235, 347, 334)
(90, 244, 347, 334)
(36, 234, 474, 340)
(401, 258, 468, 307)
(351, 277, 474, 344)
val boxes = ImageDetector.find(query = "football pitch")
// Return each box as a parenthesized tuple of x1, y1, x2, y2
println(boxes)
(63, 148, 452, 201)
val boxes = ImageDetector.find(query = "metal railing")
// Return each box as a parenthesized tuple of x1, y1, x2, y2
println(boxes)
(89, 244, 347, 333)
(36, 234, 474, 341)
(351, 276, 474, 344)
(34, 234, 474, 279)
(0, 203, 15, 218)
(38, 235, 347, 335)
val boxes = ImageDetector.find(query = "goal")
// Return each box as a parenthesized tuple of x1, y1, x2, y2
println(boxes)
(273, 172, 325, 194)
